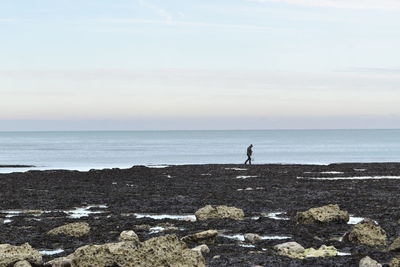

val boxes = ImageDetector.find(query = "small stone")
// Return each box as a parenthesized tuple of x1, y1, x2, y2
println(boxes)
(389, 237, 400, 252)
(14, 260, 32, 267)
(182, 230, 218, 244)
(118, 230, 140, 242)
(359, 256, 382, 267)
(212, 255, 221, 259)
(195, 205, 244, 221)
(191, 245, 210, 254)
(47, 222, 90, 237)
(134, 224, 151, 231)
(244, 233, 261, 243)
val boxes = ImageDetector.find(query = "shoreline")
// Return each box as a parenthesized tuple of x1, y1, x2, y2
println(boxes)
(1, 163, 400, 266)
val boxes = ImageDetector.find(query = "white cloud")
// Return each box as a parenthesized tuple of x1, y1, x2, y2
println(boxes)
(138, 0, 173, 24)
(248, 0, 400, 11)
(93, 18, 276, 31)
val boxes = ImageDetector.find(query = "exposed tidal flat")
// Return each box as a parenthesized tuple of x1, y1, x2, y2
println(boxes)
(1, 163, 400, 266)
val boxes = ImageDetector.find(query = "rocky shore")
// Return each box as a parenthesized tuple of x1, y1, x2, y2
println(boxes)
(1, 163, 400, 266)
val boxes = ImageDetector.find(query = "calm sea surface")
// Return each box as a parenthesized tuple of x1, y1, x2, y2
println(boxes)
(0, 130, 399, 173)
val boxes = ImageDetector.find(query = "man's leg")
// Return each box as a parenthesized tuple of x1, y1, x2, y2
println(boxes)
(249, 156, 252, 165)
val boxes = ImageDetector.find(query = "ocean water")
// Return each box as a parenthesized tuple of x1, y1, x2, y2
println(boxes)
(0, 130, 400, 173)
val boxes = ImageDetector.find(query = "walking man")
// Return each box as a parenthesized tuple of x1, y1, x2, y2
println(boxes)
(244, 144, 253, 165)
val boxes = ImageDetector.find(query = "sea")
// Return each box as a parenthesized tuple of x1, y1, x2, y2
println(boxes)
(0, 130, 400, 173)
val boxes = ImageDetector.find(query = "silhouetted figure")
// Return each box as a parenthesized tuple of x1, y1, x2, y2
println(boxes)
(244, 144, 253, 165)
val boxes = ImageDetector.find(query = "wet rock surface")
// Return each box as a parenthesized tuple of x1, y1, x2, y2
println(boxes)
(1, 163, 400, 266)
(346, 219, 387, 246)
(296, 204, 349, 224)
(0, 243, 42, 267)
(47, 222, 90, 238)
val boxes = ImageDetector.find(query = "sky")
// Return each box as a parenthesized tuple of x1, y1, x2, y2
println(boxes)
(1, 0, 400, 130)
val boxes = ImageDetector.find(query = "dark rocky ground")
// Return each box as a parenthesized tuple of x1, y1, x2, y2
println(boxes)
(1, 163, 400, 266)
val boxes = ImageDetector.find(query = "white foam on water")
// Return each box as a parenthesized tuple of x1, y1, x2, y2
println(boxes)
(201, 173, 211, 176)
(225, 168, 247, 171)
(149, 226, 165, 234)
(245, 187, 253, 191)
(260, 235, 291, 240)
(265, 212, 290, 221)
(354, 169, 366, 171)
(320, 171, 344, 174)
(166, 175, 172, 178)
(64, 205, 108, 219)
(348, 216, 365, 224)
(134, 213, 197, 222)
(240, 244, 256, 248)
(146, 165, 169, 169)
(237, 189, 243, 191)
(221, 234, 291, 242)
(236, 175, 257, 179)
(3, 219, 12, 224)
(337, 251, 351, 256)
(220, 234, 245, 241)
(297, 176, 400, 180)
(39, 249, 64, 255)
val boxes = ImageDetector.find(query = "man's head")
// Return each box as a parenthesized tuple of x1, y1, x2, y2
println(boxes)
(250, 144, 253, 147)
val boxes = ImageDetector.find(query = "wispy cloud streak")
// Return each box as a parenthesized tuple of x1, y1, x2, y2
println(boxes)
(138, 0, 173, 24)
(248, 0, 400, 11)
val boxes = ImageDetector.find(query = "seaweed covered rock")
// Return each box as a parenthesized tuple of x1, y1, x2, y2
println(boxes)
(244, 233, 261, 243)
(118, 230, 140, 243)
(296, 204, 349, 224)
(346, 219, 387, 246)
(359, 256, 382, 267)
(0, 243, 42, 267)
(13, 260, 32, 267)
(274, 242, 337, 259)
(195, 205, 244, 221)
(389, 237, 400, 252)
(191, 245, 210, 255)
(182, 230, 218, 244)
(46, 234, 205, 267)
(47, 222, 90, 237)
(390, 257, 400, 267)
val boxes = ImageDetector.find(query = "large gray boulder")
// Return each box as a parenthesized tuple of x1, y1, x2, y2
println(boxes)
(0, 243, 42, 267)
(45, 234, 205, 267)
(296, 204, 349, 224)
(195, 205, 244, 221)
(346, 219, 387, 246)
(359, 256, 382, 267)
(47, 222, 90, 237)
(182, 230, 218, 244)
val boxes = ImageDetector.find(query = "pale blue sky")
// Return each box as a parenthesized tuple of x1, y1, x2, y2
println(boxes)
(1, 0, 400, 130)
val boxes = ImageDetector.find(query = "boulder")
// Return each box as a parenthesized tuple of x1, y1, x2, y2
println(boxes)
(191, 245, 210, 254)
(274, 242, 305, 258)
(182, 230, 218, 244)
(47, 222, 90, 237)
(195, 205, 244, 221)
(244, 233, 261, 243)
(45, 234, 205, 267)
(296, 204, 349, 224)
(359, 256, 382, 267)
(390, 257, 400, 267)
(13, 260, 32, 267)
(389, 237, 400, 252)
(0, 243, 42, 266)
(118, 230, 140, 243)
(274, 242, 337, 259)
(346, 219, 387, 246)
